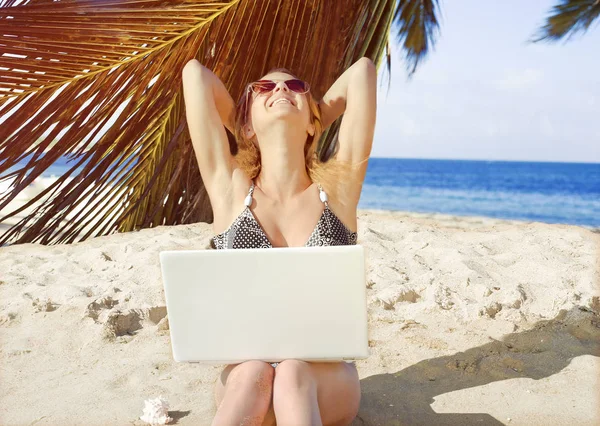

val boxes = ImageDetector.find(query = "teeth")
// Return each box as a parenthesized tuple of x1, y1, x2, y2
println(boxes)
(272, 99, 291, 106)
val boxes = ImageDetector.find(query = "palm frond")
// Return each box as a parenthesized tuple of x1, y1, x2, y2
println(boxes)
(533, 0, 600, 42)
(0, 0, 397, 246)
(1, 0, 240, 245)
(392, 0, 441, 76)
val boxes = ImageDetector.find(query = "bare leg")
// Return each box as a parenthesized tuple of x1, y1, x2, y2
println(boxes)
(212, 360, 275, 426)
(273, 360, 322, 426)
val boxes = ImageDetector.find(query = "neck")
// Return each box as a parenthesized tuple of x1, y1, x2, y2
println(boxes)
(254, 123, 312, 203)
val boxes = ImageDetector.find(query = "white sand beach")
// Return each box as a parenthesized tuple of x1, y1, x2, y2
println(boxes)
(1, 183, 599, 425)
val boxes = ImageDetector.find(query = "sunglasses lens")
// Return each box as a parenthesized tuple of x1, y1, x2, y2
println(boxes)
(252, 81, 276, 94)
(286, 79, 308, 93)
(250, 79, 309, 96)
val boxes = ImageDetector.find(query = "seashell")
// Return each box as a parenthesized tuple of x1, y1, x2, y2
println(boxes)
(140, 395, 173, 425)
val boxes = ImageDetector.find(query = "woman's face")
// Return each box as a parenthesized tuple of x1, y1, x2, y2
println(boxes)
(245, 72, 314, 143)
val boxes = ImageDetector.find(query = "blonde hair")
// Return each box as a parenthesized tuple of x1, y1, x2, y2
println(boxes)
(233, 67, 367, 208)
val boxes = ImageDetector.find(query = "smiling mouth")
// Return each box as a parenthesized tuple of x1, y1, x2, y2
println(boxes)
(270, 98, 295, 107)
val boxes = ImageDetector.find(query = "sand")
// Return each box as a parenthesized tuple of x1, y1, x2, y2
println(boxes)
(1, 180, 599, 425)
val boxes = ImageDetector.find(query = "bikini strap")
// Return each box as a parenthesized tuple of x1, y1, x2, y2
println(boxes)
(317, 183, 329, 207)
(244, 180, 255, 207)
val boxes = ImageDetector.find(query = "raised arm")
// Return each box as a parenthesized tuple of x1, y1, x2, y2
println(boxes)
(318, 57, 377, 196)
(181, 59, 237, 209)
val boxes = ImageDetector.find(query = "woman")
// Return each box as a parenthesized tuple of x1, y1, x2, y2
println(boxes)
(181, 56, 376, 426)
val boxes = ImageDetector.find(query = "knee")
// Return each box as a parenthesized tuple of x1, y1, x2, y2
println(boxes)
(273, 359, 316, 391)
(214, 361, 275, 411)
(228, 360, 275, 395)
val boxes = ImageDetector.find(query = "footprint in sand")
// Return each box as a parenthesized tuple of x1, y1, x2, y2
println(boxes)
(102, 306, 168, 340)
(32, 297, 59, 312)
(0, 311, 19, 326)
(83, 295, 169, 340)
(83, 295, 119, 323)
(102, 309, 144, 339)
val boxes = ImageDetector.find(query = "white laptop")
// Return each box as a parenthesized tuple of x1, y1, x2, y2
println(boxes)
(159, 245, 370, 364)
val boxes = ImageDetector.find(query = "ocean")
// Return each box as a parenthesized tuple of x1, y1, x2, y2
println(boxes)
(359, 158, 599, 228)
(5, 155, 600, 228)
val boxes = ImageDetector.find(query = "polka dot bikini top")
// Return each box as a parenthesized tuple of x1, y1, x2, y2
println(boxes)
(210, 180, 358, 249)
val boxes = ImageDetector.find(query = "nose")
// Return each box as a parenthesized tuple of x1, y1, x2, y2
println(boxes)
(273, 81, 290, 93)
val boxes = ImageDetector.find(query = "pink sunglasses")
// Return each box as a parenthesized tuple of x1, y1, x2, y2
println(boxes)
(243, 79, 311, 123)
(248, 79, 310, 95)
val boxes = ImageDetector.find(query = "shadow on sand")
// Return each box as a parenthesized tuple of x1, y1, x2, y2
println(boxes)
(351, 306, 600, 425)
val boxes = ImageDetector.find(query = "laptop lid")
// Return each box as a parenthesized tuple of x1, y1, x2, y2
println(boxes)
(159, 245, 369, 364)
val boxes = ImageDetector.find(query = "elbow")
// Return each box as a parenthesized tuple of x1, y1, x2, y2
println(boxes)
(356, 57, 377, 82)
(353, 57, 377, 86)
(182, 58, 202, 77)
(358, 57, 376, 72)
(182, 59, 212, 83)
(182, 59, 213, 92)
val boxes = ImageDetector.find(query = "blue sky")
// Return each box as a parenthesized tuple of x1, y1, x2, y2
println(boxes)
(373, 0, 599, 163)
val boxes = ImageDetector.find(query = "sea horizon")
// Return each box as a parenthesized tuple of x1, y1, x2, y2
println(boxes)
(3, 154, 599, 229)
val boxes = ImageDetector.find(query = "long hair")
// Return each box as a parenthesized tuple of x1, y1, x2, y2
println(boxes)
(233, 67, 367, 207)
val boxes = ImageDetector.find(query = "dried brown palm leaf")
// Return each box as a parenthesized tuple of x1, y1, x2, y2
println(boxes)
(0, 0, 423, 246)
